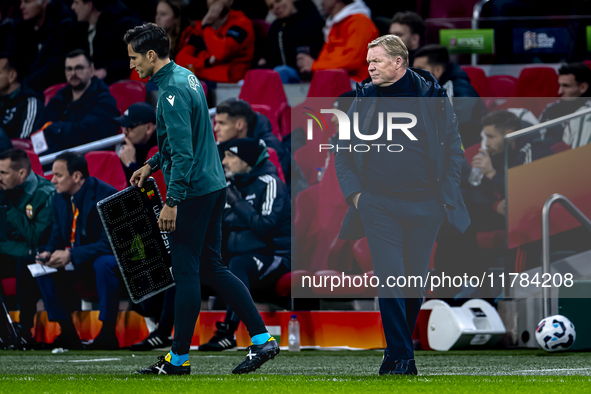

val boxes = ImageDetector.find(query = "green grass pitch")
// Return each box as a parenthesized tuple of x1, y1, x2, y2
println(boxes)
(1, 349, 591, 393)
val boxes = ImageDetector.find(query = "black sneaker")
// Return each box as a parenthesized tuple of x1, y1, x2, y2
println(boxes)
(51, 334, 83, 350)
(83, 331, 120, 350)
(232, 337, 279, 374)
(13, 324, 43, 350)
(130, 332, 172, 351)
(379, 351, 418, 376)
(198, 322, 237, 351)
(135, 354, 190, 375)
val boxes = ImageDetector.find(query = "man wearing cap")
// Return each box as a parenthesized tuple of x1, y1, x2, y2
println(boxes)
(199, 138, 290, 351)
(114, 102, 158, 182)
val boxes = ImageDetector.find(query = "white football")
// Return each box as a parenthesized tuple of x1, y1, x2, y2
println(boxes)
(535, 315, 576, 352)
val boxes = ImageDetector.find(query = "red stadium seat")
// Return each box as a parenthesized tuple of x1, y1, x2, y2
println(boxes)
(26, 150, 44, 176)
(462, 66, 490, 97)
(487, 75, 517, 98)
(147, 146, 167, 200)
(85, 151, 128, 191)
(307, 69, 352, 99)
(463, 143, 481, 165)
(109, 80, 147, 114)
(550, 141, 571, 154)
(429, 0, 479, 18)
(252, 105, 283, 141)
(11, 138, 34, 151)
(266, 147, 285, 182)
(1, 277, 16, 297)
(515, 67, 559, 97)
(43, 82, 67, 106)
(239, 70, 290, 136)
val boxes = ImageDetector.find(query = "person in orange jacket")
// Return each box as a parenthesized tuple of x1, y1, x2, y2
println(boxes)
(296, 0, 379, 83)
(175, 0, 254, 83)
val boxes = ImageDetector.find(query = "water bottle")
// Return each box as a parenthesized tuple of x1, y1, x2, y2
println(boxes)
(316, 167, 326, 183)
(288, 314, 300, 351)
(468, 152, 484, 186)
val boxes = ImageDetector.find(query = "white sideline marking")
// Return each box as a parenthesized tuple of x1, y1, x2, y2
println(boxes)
(514, 368, 591, 373)
(54, 358, 121, 363)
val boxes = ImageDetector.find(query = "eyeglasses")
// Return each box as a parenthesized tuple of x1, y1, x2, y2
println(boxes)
(65, 65, 88, 74)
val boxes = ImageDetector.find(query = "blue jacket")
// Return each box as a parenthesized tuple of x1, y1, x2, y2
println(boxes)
(335, 68, 470, 239)
(45, 177, 116, 266)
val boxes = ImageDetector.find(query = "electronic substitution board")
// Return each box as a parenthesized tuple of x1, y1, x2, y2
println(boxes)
(97, 178, 174, 303)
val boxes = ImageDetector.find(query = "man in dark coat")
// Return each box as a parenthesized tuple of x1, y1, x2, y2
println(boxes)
(71, 0, 141, 84)
(5, 0, 79, 93)
(35, 152, 120, 350)
(335, 35, 469, 376)
(34, 50, 120, 155)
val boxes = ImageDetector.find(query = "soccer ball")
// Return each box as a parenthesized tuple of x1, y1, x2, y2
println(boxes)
(535, 315, 576, 352)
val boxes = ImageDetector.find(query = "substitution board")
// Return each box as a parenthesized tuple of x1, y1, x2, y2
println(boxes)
(97, 178, 174, 303)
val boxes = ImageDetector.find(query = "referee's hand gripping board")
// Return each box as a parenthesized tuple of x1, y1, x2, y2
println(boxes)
(130, 164, 177, 232)
(97, 176, 174, 303)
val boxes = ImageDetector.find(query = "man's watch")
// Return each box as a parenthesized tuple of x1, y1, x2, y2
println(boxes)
(165, 197, 179, 208)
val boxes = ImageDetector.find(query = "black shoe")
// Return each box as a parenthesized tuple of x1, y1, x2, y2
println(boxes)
(198, 322, 237, 351)
(13, 324, 43, 350)
(130, 332, 172, 351)
(135, 354, 190, 375)
(232, 337, 279, 374)
(51, 334, 83, 350)
(379, 351, 418, 376)
(83, 331, 120, 350)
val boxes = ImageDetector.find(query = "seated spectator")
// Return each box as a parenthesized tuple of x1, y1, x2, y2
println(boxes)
(259, 0, 324, 83)
(70, 0, 141, 84)
(199, 138, 290, 351)
(296, 0, 379, 83)
(35, 152, 120, 350)
(0, 53, 43, 140)
(468, 110, 552, 222)
(0, 149, 54, 349)
(413, 44, 488, 148)
(34, 50, 120, 155)
(215, 99, 289, 177)
(114, 102, 157, 182)
(155, 0, 191, 60)
(5, 0, 78, 93)
(539, 63, 591, 146)
(176, 0, 255, 83)
(389, 11, 424, 68)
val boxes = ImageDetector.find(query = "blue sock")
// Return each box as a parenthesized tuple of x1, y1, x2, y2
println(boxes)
(169, 351, 189, 366)
(251, 333, 271, 345)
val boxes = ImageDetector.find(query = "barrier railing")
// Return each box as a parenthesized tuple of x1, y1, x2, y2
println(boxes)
(38, 108, 218, 167)
(542, 194, 591, 316)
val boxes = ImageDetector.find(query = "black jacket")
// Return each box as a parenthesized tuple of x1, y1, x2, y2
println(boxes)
(0, 128, 12, 153)
(35, 77, 120, 154)
(75, 1, 141, 84)
(335, 68, 470, 239)
(0, 84, 43, 139)
(45, 177, 116, 266)
(439, 63, 489, 148)
(263, 0, 324, 75)
(6, 1, 78, 93)
(224, 150, 291, 257)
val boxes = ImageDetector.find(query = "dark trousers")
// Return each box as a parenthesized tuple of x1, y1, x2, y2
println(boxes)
(224, 253, 290, 325)
(170, 189, 267, 355)
(36, 255, 120, 322)
(357, 192, 444, 360)
(0, 255, 42, 329)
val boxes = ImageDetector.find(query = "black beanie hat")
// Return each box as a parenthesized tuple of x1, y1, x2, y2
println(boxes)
(224, 138, 265, 167)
